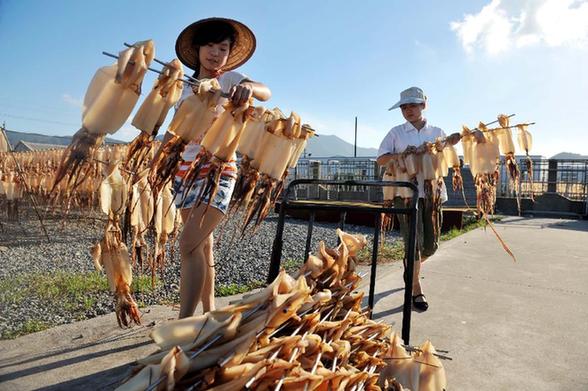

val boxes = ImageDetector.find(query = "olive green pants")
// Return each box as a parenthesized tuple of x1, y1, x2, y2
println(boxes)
(393, 196, 442, 261)
(393, 195, 441, 294)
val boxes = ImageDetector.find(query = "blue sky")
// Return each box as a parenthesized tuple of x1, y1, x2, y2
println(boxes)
(1, 0, 587, 157)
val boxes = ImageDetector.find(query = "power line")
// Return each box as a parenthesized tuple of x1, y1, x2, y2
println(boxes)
(0, 113, 79, 127)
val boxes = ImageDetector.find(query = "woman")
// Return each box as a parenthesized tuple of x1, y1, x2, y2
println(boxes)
(169, 18, 271, 318)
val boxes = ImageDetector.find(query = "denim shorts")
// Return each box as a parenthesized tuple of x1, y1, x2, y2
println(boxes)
(173, 175, 236, 214)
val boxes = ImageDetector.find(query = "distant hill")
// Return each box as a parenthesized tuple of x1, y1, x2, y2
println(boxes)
(3, 130, 125, 150)
(550, 152, 588, 160)
(157, 133, 378, 158)
(304, 134, 377, 158)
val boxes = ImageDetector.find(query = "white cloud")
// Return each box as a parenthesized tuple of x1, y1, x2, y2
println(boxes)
(62, 93, 83, 108)
(451, 0, 588, 55)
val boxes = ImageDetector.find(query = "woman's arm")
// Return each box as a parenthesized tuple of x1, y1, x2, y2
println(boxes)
(230, 80, 271, 106)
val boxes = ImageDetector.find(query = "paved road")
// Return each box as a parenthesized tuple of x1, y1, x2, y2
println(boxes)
(369, 217, 588, 391)
(1, 217, 586, 390)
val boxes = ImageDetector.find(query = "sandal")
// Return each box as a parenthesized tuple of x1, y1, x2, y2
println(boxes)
(412, 294, 429, 311)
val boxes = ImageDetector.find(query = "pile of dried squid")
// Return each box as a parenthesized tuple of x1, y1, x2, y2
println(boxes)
(117, 229, 447, 391)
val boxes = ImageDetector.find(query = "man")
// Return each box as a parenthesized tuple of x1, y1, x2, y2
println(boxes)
(377, 87, 482, 311)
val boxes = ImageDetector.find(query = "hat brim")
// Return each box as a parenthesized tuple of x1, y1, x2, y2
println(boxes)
(388, 97, 426, 111)
(175, 17, 256, 72)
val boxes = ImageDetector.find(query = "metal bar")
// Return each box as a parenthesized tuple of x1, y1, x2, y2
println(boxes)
(338, 211, 347, 231)
(101, 51, 199, 87)
(304, 211, 315, 261)
(402, 199, 419, 346)
(267, 198, 288, 283)
(368, 213, 382, 315)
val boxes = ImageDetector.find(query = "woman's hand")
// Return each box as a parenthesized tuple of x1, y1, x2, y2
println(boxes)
(229, 82, 254, 106)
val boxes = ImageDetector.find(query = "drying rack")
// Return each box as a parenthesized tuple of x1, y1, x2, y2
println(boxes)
(267, 179, 419, 344)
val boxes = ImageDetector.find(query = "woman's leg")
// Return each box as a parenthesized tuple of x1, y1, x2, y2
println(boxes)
(201, 234, 216, 312)
(178, 203, 224, 318)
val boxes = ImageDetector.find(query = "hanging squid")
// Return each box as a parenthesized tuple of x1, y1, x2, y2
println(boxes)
(496, 114, 522, 214)
(128, 167, 154, 278)
(178, 100, 251, 212)
(153, 180, 178, 274)
(91, 156, 141, 327)
(229, 106, 270, 214)
(150, 78, 223, 195)
(242, 111, 314, 231)
(126, 58, 184, 173)
(53, 40, 154, 194)
(517, 124, 534, 200)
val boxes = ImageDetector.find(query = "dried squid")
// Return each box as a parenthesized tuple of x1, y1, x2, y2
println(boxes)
(150, 78, 222, 195)
(118, 228, 451, 390)
(126, 58, 184, 173)
(242, 111, 314, 231)
(128, 167, 154, 277)
(153, 180, 178, 273)
(178, 101, 250, 213)
(91, 158, 141, 328)
(53, 40, 154, 194)
(496, 114, 521, 214)
(517, 124, 534, 200)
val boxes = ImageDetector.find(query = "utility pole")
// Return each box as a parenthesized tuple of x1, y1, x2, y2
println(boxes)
(354, 116, 358, 158)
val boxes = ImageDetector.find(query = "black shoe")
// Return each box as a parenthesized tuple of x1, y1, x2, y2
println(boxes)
(412, 294, 429, 311)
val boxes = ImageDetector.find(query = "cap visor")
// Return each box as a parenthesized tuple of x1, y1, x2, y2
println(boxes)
(388, 98, 425, 111)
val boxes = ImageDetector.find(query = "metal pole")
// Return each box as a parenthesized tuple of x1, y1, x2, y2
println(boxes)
(354, 116, 358, 158)
(368, 213, 382, 314)
(267, 199, 287, 283)
(402, 199, 418, 345)
(304, 211, 315, 261)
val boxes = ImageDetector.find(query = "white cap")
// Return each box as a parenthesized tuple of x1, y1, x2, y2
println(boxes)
(388, 87, 427, 110)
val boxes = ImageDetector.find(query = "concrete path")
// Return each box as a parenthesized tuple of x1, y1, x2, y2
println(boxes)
(1, 217, 587, 390)
(370, 217, 588, 391)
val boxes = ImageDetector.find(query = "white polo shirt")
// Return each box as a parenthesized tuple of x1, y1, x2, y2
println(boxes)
(378, 120, 448, 201)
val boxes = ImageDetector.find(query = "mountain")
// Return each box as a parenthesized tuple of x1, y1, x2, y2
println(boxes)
(550, 152, 588, 160)
(304, 134, 378, 158)
(2, 129, 125, 150)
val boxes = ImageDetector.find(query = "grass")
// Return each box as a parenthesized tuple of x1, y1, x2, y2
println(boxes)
(1, 320, 51, 340)
(282, 258, 303, 272)
(0, 271, 157, 339)
(216, 280, 265, 297)
(355, 213, 503, 264)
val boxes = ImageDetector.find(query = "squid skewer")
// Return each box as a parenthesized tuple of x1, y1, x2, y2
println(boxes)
(53, 41, 154, 195)
(150, 79, 223, 195)
(179, 101, 250, 214)
(126, 58, 184, 173)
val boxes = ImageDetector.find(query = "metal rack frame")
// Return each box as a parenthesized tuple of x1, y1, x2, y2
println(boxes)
(267, 179, 419, 344)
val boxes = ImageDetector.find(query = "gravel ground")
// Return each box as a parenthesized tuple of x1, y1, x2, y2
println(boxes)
(0, 203, 400, 338)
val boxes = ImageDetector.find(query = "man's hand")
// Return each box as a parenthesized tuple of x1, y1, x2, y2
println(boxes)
(472, 129, 486, 143)
(229, 82, 254, 107)
(446, 132, 462, 145)
(404, 145, 418, 154)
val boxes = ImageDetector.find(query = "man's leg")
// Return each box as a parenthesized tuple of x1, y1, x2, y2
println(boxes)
(422, 193, 442, 258)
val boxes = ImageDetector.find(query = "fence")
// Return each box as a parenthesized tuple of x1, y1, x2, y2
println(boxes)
(497, 158, 588, 201)
(287, 157, 588, 204)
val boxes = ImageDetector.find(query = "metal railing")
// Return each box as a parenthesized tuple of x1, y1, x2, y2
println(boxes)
(498, 158, 588, 201)
(287, 157, 588, 203)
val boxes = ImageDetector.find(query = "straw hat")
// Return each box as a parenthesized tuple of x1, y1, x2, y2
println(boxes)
(175, 17, 256, 72)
